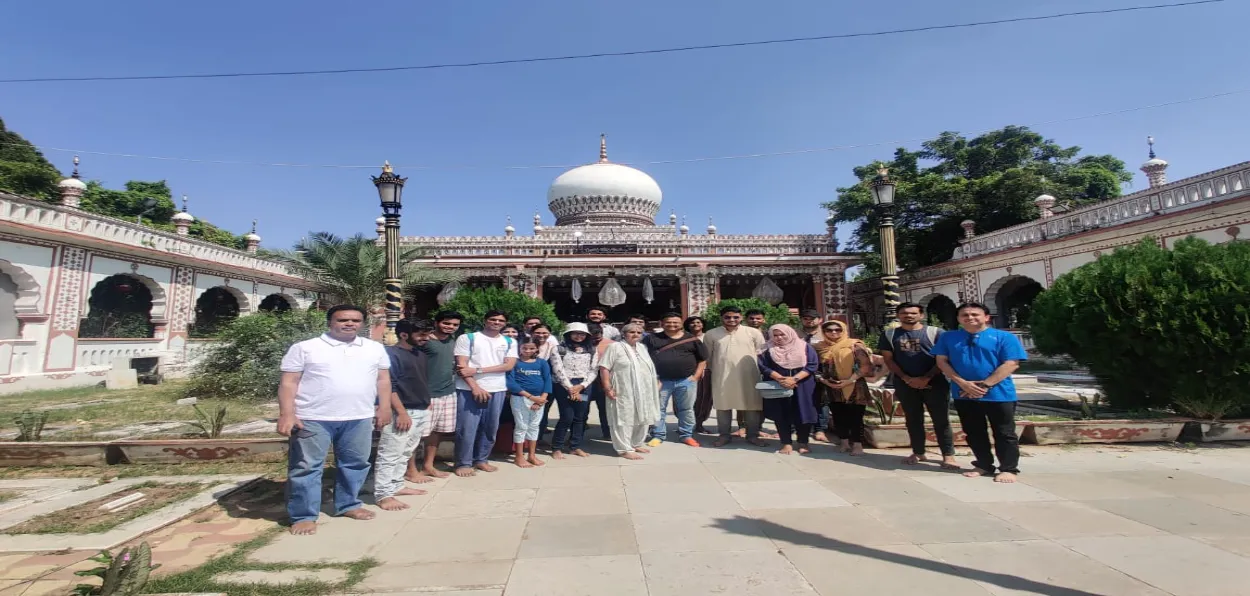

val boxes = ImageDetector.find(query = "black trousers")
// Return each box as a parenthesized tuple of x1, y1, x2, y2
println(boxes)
(831, 402, 866, 444)
(954, 400, 1020, 475)
(895, 382, 956, 456)
(770, 399, 811, 446)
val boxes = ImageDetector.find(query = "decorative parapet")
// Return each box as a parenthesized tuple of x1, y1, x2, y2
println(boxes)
(952, 162, 1250, 260)
(401, 229, 837, 257)
(0, 192, 302, 279)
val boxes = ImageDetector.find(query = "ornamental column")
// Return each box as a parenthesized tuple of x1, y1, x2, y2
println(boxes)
(683, 265, 719, 316)
(817, 266, 848, 322)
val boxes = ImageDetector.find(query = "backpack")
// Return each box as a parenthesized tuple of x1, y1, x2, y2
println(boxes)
(466, 332, 513, 362)
(889, 325, 940, 352)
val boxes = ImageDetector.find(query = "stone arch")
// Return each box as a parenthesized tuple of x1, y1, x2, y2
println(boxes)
(81, 273, 165, 338)
(191, 286, 246, 336)
(0, 258, 42, 317)
(83, 272, 168, 322)
(983, 274, 1044, 329)
(916, 292, 958, 330)
(259, 293, 297, 313)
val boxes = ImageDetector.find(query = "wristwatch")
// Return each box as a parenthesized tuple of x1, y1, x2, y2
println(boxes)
(475, 367, 482, 376)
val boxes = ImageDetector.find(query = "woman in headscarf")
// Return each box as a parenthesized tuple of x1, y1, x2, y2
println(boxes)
(598, 323, 662, 459)
(758, 324, 820, 454)
(816, 320, 875, 455)
(685, 316, 714, 433)
(550, 322, 598, 459)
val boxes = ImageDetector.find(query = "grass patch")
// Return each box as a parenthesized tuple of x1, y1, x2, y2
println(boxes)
(0, 490, 17, 503)
(0, 381, 273, 441)
(140, 528, 377, 596)
(3, 482, 204, 535)
(0, 460, 286, 480)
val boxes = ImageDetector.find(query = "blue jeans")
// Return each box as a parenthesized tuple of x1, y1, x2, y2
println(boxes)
(650, 378, 696, 441)
(287, 418, 373, 524)
(455, 389, 506, 468)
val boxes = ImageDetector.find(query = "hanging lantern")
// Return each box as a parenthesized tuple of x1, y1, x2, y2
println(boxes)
(599, 276, 627, 307)
(642, 277, 655, 304)
(752, 276, 784, 306)
(436, 281, 461, 306)
(571, 278, 583, 303)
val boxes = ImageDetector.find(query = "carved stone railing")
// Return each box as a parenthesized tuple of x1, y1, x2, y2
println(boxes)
(0, 339, 38, 375)
(76, 338, 164, 368)
(402, 230, 837, 257)
(953, 162, 1250, 260)
(0, 193, 300, 278)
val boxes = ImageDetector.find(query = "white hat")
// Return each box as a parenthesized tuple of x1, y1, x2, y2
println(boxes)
(564, 322, 590, 336)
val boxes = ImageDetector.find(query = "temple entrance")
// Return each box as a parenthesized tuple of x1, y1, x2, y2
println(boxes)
(717, 274, 817, 310)
(544, 276, 681, 326)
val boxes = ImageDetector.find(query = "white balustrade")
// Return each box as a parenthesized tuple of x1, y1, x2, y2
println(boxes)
(75, 339, 163, 368)
(0, 340, 38, 375)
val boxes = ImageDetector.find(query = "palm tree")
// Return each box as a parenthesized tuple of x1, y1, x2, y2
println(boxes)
(275, 232, 459, 310)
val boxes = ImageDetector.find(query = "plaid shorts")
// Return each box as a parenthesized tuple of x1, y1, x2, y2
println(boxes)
(425, 393, 457, 435)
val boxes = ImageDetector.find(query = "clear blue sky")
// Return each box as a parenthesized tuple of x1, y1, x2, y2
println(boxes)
(3, 0, 1246, 249)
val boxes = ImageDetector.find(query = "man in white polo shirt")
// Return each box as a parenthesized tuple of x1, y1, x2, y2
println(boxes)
(453, 309, 518, 477)
(277, 305, 392, 536)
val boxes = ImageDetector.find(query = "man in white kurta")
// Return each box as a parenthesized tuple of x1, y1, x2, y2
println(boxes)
(599, 328, 661, 458)
(703, 308, 767, 446)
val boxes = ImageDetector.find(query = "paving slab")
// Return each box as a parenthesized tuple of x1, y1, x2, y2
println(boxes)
(518, 514, 637, 558)
(505, 554, 647, 596)
(216, 568, 348, 585)
(378, 517, 527, 564)
(360, 560, 512, 592)
(623, 482, 741, 514)
(818, 476, 960, 506)
(538, 465, 622, 488)
(703, 460, 808, 482)
(920, 539, 1169, 596)
(1016, 472, 1169, 500)
(620, 463, 717, 485)
(417, 489, 536, 519)
(751, 507, 912, 548)
(723, 479, 849, 510)
(911, 475, 1063, 503)
(1061, 535, 1250, 596)
(975, 501, 1163, 539)
(632, 512, 776, 553)
(641, 550, 818, 596)
(251, 513, 404, 563)
(1105, 469, 1250, 497)
(783, 544, 990, 596)
(439, 467, 545, 491)
(861, 503, 1037, 544)
(1083, 497, 1250, 537)
(530, 485, 627, 516)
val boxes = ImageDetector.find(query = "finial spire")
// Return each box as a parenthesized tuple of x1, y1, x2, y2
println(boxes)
(598, 134, 608, 163)
(251, 219, 257, 234)
(72, 155, 80, 179)
(181, 194, 189, 212)
(382, 160, 393, 174)
(1147, 135, 1156, 159)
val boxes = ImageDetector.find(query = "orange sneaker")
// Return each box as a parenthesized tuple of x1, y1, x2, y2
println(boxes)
(681, 437, 701, 448)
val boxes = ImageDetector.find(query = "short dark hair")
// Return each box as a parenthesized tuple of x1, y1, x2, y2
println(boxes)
(629, 313, 647, 321)
(745, 309, 765, 317)
(587, 322, 604, 336)
(587, 307, 607, 316)
(683, 316, 706, 333)
(484, 309, 508, 321)
(896, 301, 924, 314)
(661, 312, 683, 321)
(502, 323, 520, 333)
(326, 304, 366, 322)
(435, 310, 463, 323)
(412, 319, 435, 333)
(957, 302, 990, 315)
(531, 323, 551, 333)
(395, 319, 417, 337)
(721, 306, 742, 315)
(523, 316, 542, 325)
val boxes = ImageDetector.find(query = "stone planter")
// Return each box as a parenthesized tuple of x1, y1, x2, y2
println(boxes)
(863, 422, 1027, 449)
(111, 437, 288, 464)
(1024, 420, 1185, 445)
(1195, 420, 1250, 442)
(0, 441, 111, 467)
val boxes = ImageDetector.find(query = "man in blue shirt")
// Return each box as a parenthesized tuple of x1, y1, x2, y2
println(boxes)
(932, 302, 1029, 483)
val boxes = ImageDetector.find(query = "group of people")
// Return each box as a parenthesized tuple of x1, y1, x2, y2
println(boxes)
(274, 300, 1028, 535)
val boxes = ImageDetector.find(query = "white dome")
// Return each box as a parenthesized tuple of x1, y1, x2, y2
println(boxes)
(546, 137, 662, 227)
(172, 211, 195, 223)
(1142, 157, 1168, 168)
(1034, 194, 1056, 204)
(58, 177, 87, 190)
(244, 232, 261, 242)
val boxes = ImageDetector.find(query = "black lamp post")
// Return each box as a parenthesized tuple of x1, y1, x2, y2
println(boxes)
(372, 161, 406, 346)
(869, 166, 900, 327)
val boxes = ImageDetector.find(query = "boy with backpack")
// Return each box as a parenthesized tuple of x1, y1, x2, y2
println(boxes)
(877, 302, 958, 469)
(453, 310, 518, 477)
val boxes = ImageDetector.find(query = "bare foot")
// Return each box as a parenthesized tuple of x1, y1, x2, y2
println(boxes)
(528, 455, 545, 466)
(733, 427, 747, 438)
(746, 438, 768, 447)
(634, 446, 651, 454)
(515, 458, 534, 468)
(813, 431, 829, 443)
(422, 466, 450, 479)
(994, 472, 1018, 483)
(572, 449, 590, 458)
(777, 444, 794, 455)
(397, 487, 427, 496)
(341, 507, 376, 520)
(405, 471, 435, 484)
(552, 450, 566, 460)
(797, 444, 811, 455)
(289, 520, 317, 535)
(376, 497, 410, 511)
(760, 431, 779, 440)
(962, 467, 991, 478)
(475, 462, 498, 473)
(940, 456, 960, 470)
(849, 444, 865, 456)
(621, 452, 644, 460)
(839, 440, 851, 453)
(903, 453, 924, 465)
(713, 437, 731, 448)
(455, 466, 476, 477)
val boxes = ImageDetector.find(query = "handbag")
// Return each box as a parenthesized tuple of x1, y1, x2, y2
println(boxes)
(756, 380, 793, 399)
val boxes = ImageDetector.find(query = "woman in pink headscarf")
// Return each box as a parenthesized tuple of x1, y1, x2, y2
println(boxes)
(758, 324, 820, 454)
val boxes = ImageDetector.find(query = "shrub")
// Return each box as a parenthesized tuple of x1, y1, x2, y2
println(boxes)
(1031, 237, 1250, 419)
(436, 287, 564, 334)
(703, 298, 801, 329)
(185, 309, 325, 401)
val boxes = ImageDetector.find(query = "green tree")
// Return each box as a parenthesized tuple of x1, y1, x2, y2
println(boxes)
(826, 126, 1132, 272)
(1030, 237, 1250, 419)
(274, 232, 459, 311)
(79, 180, 177, 224)
(0, 118, 62, 201)
(703, 298, 800, 329)
(437, 286, 564, 334)
(186, 309, 326, 401)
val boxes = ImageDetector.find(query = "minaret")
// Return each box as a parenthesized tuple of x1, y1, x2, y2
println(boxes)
(706, 217, 717, 236)
(244, 220, 261, 253)
(960, 219, 976, 241)
(172, 195, 195, 235)
(504, 216, 515, 238)
(533, 211, 544, 234)
(1034, 194, 1056, 219)
(1140, 136, 1169, 188)
(679, 216, 689, 237)
(57, 155, 87, 208)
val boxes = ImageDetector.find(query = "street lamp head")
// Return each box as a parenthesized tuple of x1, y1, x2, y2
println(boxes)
(869, 166, 895, 207)
(372, 161, 407, 214)
(141, 197, 158, 209)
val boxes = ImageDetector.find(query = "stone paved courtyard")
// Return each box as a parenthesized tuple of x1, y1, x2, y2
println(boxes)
(233, 437, 1250, 596)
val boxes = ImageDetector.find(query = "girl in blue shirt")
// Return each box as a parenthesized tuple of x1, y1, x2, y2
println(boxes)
(506, 340, 553, 468)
